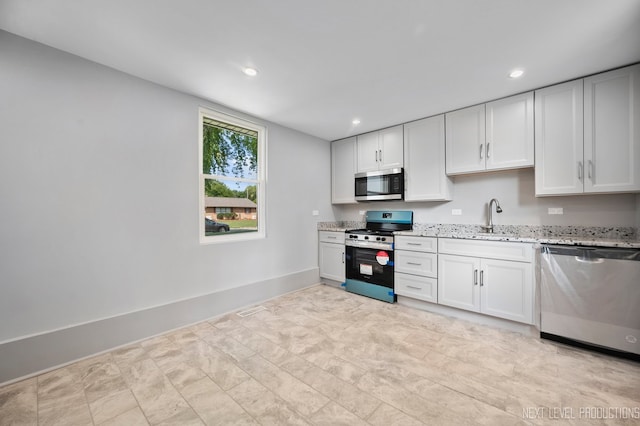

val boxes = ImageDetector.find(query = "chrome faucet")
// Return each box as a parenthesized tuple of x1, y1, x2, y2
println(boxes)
(482, 198, 503, 233)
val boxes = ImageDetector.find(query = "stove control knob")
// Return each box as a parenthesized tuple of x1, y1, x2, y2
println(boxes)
(381, 237, 386, 241)
(376, 237, 381, 241)
(364, 236, 369, 240)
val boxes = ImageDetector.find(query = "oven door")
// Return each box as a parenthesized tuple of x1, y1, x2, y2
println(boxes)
(345, 245, 394, 289)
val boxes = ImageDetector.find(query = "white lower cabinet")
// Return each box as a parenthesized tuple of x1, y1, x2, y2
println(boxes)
(395, 236, 438, 303)
(438, 239, 534, 324)
(319, 231, 345, 282)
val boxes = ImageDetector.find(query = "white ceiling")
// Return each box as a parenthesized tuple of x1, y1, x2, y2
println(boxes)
(1, 0, 640, 141)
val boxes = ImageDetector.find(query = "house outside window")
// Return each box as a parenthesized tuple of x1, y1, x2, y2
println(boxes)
(199, 108, 266, 243)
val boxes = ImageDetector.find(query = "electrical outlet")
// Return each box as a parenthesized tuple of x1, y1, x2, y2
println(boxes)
(548, 207, 564, 215)
(451, 209, 462, 216)
(312, 210, 319, 216)
(359, 210, 366, 215)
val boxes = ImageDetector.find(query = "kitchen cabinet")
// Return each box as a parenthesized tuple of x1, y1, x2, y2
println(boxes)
(403, 115, 453, 201)
(445, 93, 534, 175)
(395, 236, 438, 303)
(535, 64, 640, 195)
(319, 231, 345, 283)
(438, 238, 534, 324)
(331, 137, 357, 204)
(356, 125, 403, 172)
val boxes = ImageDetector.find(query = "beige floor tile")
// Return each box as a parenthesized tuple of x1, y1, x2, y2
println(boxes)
(279, 355, 381, 419)
(100, 407, 149, 426)
(307, 401, 369, 426)
(0, 378, 38, 426)
(199, 329, 256, 362)
(227, 378, 311, 426)
(89, 388, 138, 425)
(38, 401, 93, 426)
(366, 402, 426, 426)
(180, 377, 258, 425)
(237, 354, 329, 417)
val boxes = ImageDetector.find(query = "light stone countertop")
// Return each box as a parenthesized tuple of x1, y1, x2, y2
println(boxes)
(318, 222, 640, 248)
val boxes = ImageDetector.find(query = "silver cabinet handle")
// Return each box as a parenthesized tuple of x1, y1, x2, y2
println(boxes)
(379, 149, 382, 163)
(407, 242, 422, 246)
(578, 161, 583, 180)
(486, 142, 490, 158)
(327, 236, 337, 239)
(342, 252, 345, 264)
(588, 160, 593, 180)
(474, 269, 478, 285)
(407, 285, 422, 290)
(375, 150, 378, 162)
(479, 144, 484, 159)
(480, 270, 484, 286)
(407, 262, 422, 266)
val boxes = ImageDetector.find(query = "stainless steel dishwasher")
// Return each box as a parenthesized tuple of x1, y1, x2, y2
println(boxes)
(540, 244, 640, 360)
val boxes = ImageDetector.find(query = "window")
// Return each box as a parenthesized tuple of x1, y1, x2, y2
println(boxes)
(199, 108, 266, 243)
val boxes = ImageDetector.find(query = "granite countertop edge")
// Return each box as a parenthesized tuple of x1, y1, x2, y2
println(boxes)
(317, 222, 640, 248)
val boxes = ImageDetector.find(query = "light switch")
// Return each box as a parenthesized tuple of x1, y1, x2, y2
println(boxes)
(451, 209, 462, 216)
(548, 207, 564, 215)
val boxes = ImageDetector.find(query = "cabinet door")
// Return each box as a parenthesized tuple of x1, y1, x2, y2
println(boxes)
(378, 125, 404, 169)
(535, 80, 584, 195)
(438, 254, 480, 312)
(319, 242, 345, 282)
(445, 104, 486, 175)
(331, 137, 357, 204)
(584, 64, 640, 193)
(480, 259, 533, 324)
(486, 92, 534, 171)
(403, 115, 453, 201)
(356, 131, 379, 173)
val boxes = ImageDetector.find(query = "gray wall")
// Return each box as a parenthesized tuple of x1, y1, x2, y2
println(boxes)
(0, 31, 333, 347)
(334, 168, 638, 227)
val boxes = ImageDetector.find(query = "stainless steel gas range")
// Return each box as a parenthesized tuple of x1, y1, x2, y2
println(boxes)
(344, 210, 413, 303)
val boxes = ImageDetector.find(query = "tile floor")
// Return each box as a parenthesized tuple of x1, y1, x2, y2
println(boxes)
(1, 284, 639, 425)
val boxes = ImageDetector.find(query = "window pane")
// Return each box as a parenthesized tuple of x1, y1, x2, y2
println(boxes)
(202, 123, 258, 180)
(203, 178, 258, 236)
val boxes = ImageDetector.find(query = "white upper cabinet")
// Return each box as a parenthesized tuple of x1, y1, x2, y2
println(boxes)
(331, 137, 357, 204)
(584, 64, 640, 193)
(535, 80, 585, 195)
(445, 104, 486, 174)
(356, 125, 403, 172)
(535, 64, 640, 196)
(403, 115, 453, 201)
(485, 92, 534, 170)
(445, 92, 534, 175)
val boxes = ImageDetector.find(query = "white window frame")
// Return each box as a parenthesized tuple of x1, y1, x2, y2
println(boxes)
(199, 107, 266, 244)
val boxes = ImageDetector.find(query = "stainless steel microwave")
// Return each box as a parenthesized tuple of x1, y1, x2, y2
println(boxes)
(354, 168, 404, 201)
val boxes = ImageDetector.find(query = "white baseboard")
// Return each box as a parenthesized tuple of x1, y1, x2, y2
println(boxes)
(0, 268, 319, 386)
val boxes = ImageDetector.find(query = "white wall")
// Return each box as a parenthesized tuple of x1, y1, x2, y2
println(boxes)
(0, 31, 333, 344)
(334, 168, 638, 227)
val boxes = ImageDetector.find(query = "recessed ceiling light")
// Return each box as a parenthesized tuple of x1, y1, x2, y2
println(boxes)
(352, 119, 361, 125)
(243, 67, 258, 77)
(509, 69, 524, 79)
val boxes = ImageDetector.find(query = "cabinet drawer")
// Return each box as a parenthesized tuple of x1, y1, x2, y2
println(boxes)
(319, 231, 345, 244)
(395, 273, 437, 303)
(395, 251, 437, 277)
(395, 236, 437, 252)
(438, 238, 532, 262)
